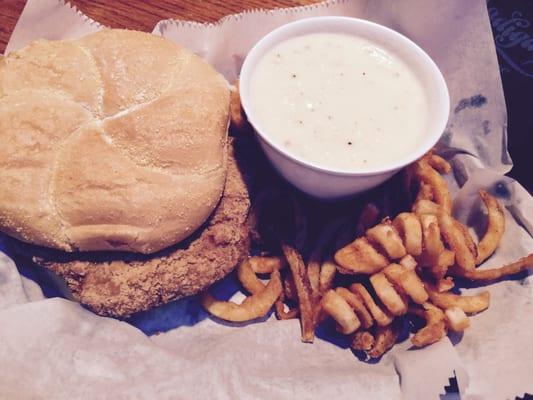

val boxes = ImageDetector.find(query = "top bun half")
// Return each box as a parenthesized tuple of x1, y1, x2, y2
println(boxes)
(0, 29, 230, 254)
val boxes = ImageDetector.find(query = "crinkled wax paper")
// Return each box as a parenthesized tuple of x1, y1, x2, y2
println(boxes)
(1, 0, 531, 399)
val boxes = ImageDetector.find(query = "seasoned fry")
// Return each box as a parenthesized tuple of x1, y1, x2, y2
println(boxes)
(399, 254, 418, 270)
(413, 157, 452, 213)
(308, 219, 346, 299)
(393, 213, 423, 256)
(435, 249, 455, 278)
(201, 270, 282, 322)
(453, 220, 477, 260)
(438, 211, 476, 271)
(229, 80, 247, 131)
(355, 203, 381, 236)
(237, 259, 265, 294)
(335, 237, 389, 274)
(415, 182, 434, 203)
(275, 305, 299, 320)
(366, 220, 407, 259)
(321, 290, 361, 334)
(398, 271, 429, 304)
(281, 243, 315, 342)
(383, 263, 428, 305)
(351, 330, 375, 351)
(350, 283, 394, 327)
(319, 259, 337, 294)
(410, 303, 447, 347)
(368, 321, 401, 358)
(428, 153, 452, 174)
(336, 287, 373, 329)
(203, 149, 528, 362)
(445, 307, 470, 332)
(435, 277, 454, 292)
(370, 272, 408, 316)
(382, 263, 403, 282)
(476, 190, 505, 264)
(412, 199, 442, 216)
(249, 256, 286, 274)
(457, 254, 532, 281)
(283, 274, 297, 301)
(428, 289, 490, 314)
(419, 214, 445, 268)
(275, 297, 299, 320)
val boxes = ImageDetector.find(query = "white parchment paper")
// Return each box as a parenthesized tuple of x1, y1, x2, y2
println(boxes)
(1, 1, 531, 399)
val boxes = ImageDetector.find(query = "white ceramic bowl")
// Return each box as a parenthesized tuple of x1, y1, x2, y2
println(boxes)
(239, 16, 449, 199)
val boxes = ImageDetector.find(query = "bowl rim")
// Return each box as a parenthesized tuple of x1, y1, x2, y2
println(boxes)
(239, 16, 450, 177)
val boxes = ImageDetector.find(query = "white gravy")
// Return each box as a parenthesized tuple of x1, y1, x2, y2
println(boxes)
(249, 33, 428, 171)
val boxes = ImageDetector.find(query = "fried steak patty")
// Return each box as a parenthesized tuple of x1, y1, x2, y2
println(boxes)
(12, 139, 251, 318)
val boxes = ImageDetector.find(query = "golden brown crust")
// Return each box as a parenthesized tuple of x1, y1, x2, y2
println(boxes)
(0, 29, 230, 254)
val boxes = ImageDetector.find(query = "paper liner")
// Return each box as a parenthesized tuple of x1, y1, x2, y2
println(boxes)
(1, 1, 531, 399)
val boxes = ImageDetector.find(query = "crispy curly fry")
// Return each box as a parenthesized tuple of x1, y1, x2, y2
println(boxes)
(204, 149, 528, 359)
(445, 307, 470, 332)
(428, 153, 452, 174)
(321, 290, 361, 334)
(453, 220, 478, 260)
(438, 211, 476, 271)
(399, 254, 418, 270)
(308, 219, 346, 299)
(351, 330, 375, 351)
(366, 220, 407, 260)
(336, 287, 373, 329)
(435, 277, 455, 292)
(201, 270, 282, 322)
(319, 259, 337, 294)
(367, 320, 401, 358)
(419, 214, 446, 269)
(456, 254, 532, 281)
(350, 283, 394, 327)
(275, 303, 300, 320)
(393, 213, 423, 256)
(410, 302, 447, 347)
(476, 190, 505, 264)
(335, 237, 389, 274)
(383, 263, 429, 305)
(274, 288, 300, 320)
(413, 156, 452, 213)
(434, 249, 456, 279)
(249, 256, 286, 274)
(415, 182, 434, 203)
(370, 272, 408, 316)
(412, 199, 442, 216)
(237, 259, 265, 294)
(229, 80, 247, 131)
(428, 289, 490, 314)
(283, 274, 297, 301)
(282, 243, 315, 343)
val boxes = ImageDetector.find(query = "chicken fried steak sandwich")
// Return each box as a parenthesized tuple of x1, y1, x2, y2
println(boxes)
(0, 29, 251, 317)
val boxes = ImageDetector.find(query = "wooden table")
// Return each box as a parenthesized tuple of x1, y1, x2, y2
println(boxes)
(1, 0, 529, 189)
(0, 0, 318, 51)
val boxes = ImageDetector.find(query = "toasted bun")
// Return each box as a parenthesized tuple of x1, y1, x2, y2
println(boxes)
(13, 138, 252, 317)
(0, 29, 230, 254)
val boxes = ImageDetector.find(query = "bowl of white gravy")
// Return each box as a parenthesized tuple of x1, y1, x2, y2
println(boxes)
(239, 17, 449, 199)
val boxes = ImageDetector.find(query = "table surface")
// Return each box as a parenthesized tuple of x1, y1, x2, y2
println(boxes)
(1, 0, 530, 190)
(0, 0, 318, 51)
